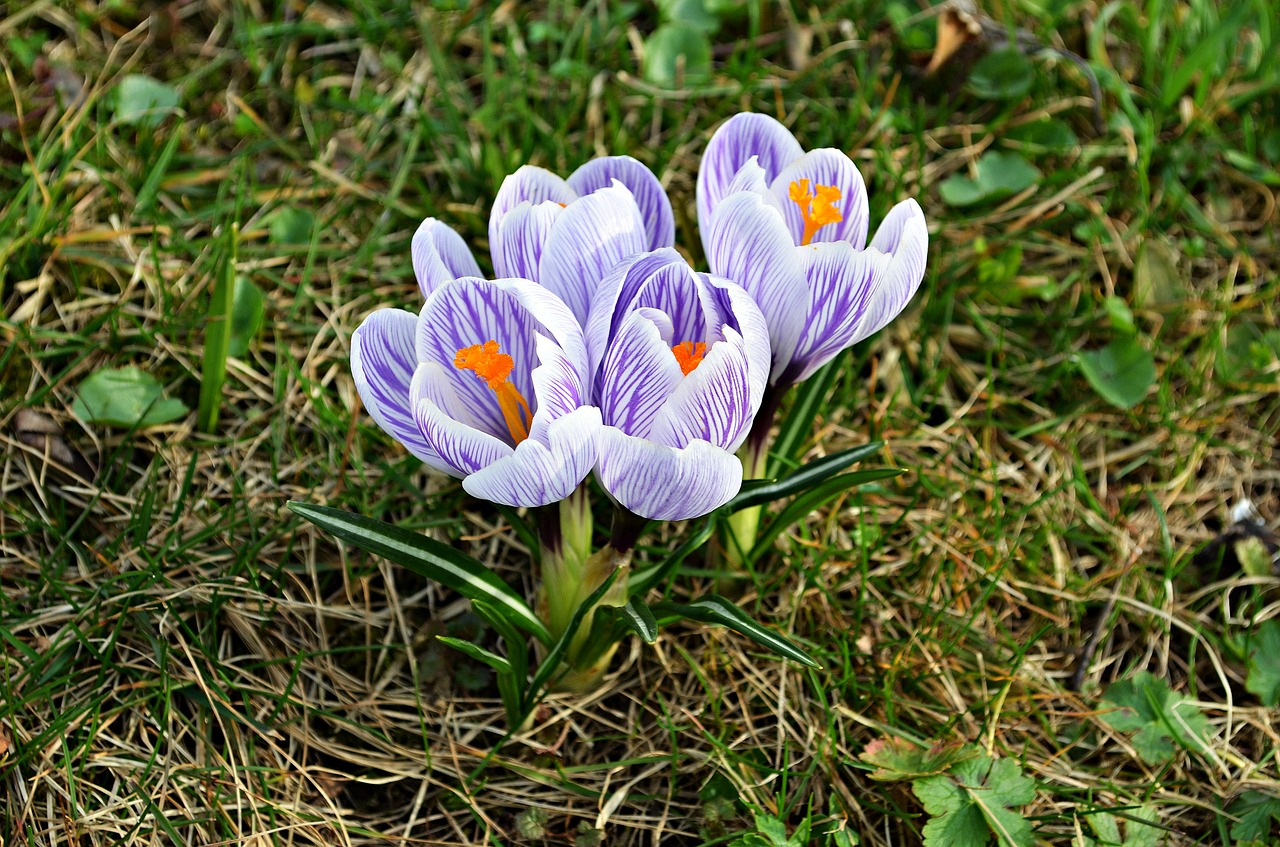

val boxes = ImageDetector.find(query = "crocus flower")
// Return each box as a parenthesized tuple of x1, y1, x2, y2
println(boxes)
(582, 249, 770, 521)
(485, 156, 676, 325)
(697, 112, 929, 387)
(351, 276, 600, 507)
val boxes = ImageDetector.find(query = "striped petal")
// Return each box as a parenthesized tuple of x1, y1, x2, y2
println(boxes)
(596, 428, 743, 521)
(785, 242, 888, 385)
(649, 326, 756, 452)
(584, 248, 689, 382)
(704, 191, 807, 382)
(597, 307, 683, 439)
(770, 148, 870, 248)
(463, 406, 601, 507)
(411, 219, 483, 299)
(350, 308, 440, 465)
(412, 371, 513, 477)
(696, 112, 804, 231)
(491, 201, 562, 281)
(489, 166, 577, 256)
(568, 156, 675, 251)
(853, 199, 929, 342)
(539, 181, 648, 325)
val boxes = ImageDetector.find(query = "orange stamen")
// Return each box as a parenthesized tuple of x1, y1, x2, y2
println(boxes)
(671, 341, 708, 376)
(454, 340, 532, 444)
(788, 178, 844, 246)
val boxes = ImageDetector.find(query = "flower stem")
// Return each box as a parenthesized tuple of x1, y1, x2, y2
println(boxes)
(722, 384, 786, 577)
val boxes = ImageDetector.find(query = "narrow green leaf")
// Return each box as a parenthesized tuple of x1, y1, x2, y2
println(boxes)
(751, 469, 904, 564)
(601, 597, 659, 644)
(287, 502, 551, 645)
(472, 599, 529, 685)
(652, 595, 820, 668)
(135, 123, 185, 215)
(628, 518, 715, 596)
(1159, 1, 1253, 108)
(197, 224, 237, 433)
(725, 442, 885, 512)
(228, 276, 265, 358)
(436, 636, 512, 674)
(527, 569, 621, 700)
(769, 361, 841, 475)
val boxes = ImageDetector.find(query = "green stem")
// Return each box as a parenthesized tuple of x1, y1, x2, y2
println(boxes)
(722, 384, 786, 573)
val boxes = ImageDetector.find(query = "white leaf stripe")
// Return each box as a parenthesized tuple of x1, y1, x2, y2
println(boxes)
(289, 502, 551, 644)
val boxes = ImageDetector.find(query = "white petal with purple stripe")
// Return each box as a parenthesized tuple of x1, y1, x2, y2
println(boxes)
(596, 428, 743, 521)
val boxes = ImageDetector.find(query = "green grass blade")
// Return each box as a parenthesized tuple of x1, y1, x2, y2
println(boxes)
(288, 501, 552, 645)
(725, 442, 885, 513)
(197, 223, 237, 433)
(749, 468, 904, 565)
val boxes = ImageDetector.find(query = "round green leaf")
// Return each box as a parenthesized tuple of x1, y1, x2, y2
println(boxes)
(72, 366, 189, 428)
(967, 48, 1035, 101)
(1077, 336, 1156, 409)
(657, 0, 719, 32)
(643, 23, 712, 88)
(228, 276, 265, 358)
(268, 206, 315, 245)
(115, 74, 180, 127)
(1004, 119, 1079, 154)
(939, 151, 1041, 208)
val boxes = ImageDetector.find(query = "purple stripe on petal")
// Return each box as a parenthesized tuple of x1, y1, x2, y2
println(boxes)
(585, 249, 688, 379)
(464, 406, 601, 507)
(770, 148, 870, 249)
(598, 308, 683, 438)
(649, 328, 755, 452)
(595, 428, 743, 521)
(412, 219, 482, 299)
(539, 182, 648, 325)
(413, 391, 513, 477)
(491, 202, 562, 281)
(696, 113, 804, 230)
(568, 156, 675, 251)
(704, 191, 807, 382)
(350, 309, 441, 465)
(853, 199, 929, 343)
(788, 242, 888, 385)
(417, 279, 540, 438)
(491, 277, 590, 384)
(704, 275, 770, 407)
(629, 262, 711, 353)
(489, 166, 577, 256)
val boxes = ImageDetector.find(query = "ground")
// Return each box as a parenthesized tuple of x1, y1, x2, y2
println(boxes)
(2, 1, 1279, 845)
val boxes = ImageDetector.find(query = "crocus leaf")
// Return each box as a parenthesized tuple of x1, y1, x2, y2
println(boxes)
(527, 568, 621, 698)
(629, 518, 715, 596)
(1077, 336, 1155, 410)
(1099, 671, 1212, 763)
(287, 502, 552, 645)
(603, 597, 659, 644)
(1228, 791, 1280, 844)
(1246, 619, 1280, 706)
(198, 224, 238, 433)
(435, 636, 512, 675)
(228, 275, 265, 357)
(472, 598, 529, 684)
(913, 756, 1037, 847)
(967, 48, 1035, 101)
(652, 595, 820, 668)
(751, 469, 903, 564)
(643, 22, 712, 88)
(72, 367, 189, 428)
(115, 74, 180, 127)
(726, 441, 885, 512)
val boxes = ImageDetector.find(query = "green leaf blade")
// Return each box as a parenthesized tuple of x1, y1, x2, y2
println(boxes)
(653, 595, 820, 668)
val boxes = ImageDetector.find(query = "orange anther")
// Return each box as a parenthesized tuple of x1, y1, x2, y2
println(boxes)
(454, 340, 532, 443)
(672, 341, 708, 376)
(788, 178, 844, 245)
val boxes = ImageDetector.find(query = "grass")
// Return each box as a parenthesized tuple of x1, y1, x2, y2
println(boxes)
(2, 0, 1279, 844)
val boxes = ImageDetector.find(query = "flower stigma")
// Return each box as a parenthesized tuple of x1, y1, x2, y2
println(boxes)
(454, 340, 532, 444)
(788, 179, 843, 246)
(671, 341, 708, 376)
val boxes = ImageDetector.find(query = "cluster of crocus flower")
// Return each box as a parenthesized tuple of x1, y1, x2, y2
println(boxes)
(349, 113, 928, 685)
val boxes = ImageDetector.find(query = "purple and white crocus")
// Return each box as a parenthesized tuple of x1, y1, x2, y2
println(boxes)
(351, 276, 600, 507)
(486, 157, 675, 325)
(697, 112, 929, 388)
(583, 249, 770, 521)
